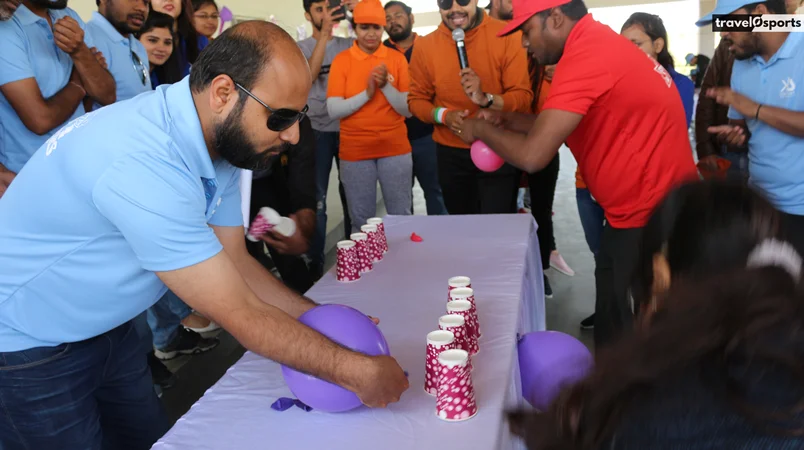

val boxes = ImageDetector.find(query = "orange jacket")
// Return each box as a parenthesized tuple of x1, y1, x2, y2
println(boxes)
(408, 12, 532, 149)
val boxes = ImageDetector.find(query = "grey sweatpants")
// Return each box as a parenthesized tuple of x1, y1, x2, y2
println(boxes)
(340, 153, 413, 232)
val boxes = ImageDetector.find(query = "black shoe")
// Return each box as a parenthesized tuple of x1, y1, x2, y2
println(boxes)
(544, 275, 553, 299)
(580, 313, 595, 330)
(148, 352, 177, 390)
(154, 328, 219, 360)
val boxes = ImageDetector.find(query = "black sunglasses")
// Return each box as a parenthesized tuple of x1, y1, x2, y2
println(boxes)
(131, 50, 148, 86)
(234, 82, 308, 132)
(437, 0, 471, 10)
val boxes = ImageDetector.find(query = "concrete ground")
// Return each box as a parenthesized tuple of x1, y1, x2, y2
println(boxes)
(160, 146, 596, 422)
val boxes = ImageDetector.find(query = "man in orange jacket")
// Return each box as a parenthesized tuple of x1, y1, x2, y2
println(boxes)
(408, 0, 532, 215)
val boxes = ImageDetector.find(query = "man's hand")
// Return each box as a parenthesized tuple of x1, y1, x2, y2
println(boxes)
(444, 109, 469, 134)
(460, 68, 485, 105)
(373, 64, 388, 89)
(543, 65, 556, 82)
(261, 214, 310, 255)
(476, 109, 505, 127)
(697, 155, 721, 172)
(53, 17, 87, 55)
(708, 124, 747, 147)
(351, 355, 409, 408)
(343, 0, 359, 11)
(706, 87, 758, 118)
(457, 118, 479, 144)
(319, 4, 345, 39)
(0, 169, 15, 199)
(90, 47, 108, 70)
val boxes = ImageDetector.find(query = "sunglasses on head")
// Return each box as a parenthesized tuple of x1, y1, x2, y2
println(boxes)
(437, 0, 471, 10)
(233, 82, 308, 132)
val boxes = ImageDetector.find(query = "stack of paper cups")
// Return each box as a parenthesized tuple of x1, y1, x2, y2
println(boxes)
(447, 300, 478, 355)
(438, 314, 471, 372)
(350, 232, 373, 273)
(425, 330, 455, 395)
(367, 217, 388, 254)
(335, 240, 360, 282)
(360, 224, 382, 263)
(449, 287, 480, 338)
(448, 276, 471, 300)
(436, 349, 478, 422)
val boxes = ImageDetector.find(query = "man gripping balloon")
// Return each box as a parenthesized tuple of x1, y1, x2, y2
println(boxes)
(456, 0, 697, 348)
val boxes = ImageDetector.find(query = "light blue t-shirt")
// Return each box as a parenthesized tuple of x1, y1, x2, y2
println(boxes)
(85, 11, 151, 109)
(0, 77, 243, 352)
(0, 5, 93, 173)
(728, 32, 804, 215)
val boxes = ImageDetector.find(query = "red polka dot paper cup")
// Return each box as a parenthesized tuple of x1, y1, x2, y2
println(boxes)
(436, 349, 478, 422)
(447, 300, 478, 355)
(448, 276, 471, 300)
(360, 224, 383, 263)
(449, 287, 480, 338)
(350, 233, 373, 274)
(439, 314, 471, 372)
(246, 207, 280, 242)
(425, 330, 455, 396)
(335, 240, 360, 282)
(367, 217, 388, 254)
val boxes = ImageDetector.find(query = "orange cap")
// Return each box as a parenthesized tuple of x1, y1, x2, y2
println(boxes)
(353, 0, 387, 26)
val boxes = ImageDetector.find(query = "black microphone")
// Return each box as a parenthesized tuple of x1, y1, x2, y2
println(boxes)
(452, 28, 469, 70)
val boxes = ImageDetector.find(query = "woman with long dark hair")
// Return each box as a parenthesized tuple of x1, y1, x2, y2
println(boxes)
(151, 0, 206, 76)
(136, 11, 182, 88)
(509, 180, 804, 449)
(621, 12, 694, 125)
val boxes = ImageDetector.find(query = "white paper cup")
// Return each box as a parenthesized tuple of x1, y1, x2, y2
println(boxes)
(448, 276, 471, 289)
(273, 217, 297, 237)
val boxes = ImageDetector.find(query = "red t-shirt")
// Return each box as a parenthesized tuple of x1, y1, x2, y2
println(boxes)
(543, 15, 697, 229)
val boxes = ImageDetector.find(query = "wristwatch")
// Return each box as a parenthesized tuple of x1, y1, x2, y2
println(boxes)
(479, 93, 494, 109)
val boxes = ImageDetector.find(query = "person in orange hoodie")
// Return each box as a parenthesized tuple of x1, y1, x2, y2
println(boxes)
(326, 0, 413, 230)
(408, 0, 532, 215)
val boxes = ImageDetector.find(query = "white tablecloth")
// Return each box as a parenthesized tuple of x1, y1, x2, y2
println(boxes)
(153, 214, 545, 450)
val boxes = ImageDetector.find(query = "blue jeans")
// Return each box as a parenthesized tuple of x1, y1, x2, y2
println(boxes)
(722, 150, 749, 181)
(0, 321, 170, 449)
(410, 134, 447, 215)
(576, 188, 605, 256)
(310, 130, 350, 277)
(147, 290, 192, 350)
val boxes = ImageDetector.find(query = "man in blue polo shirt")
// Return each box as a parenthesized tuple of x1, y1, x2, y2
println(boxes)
(85, 0, 152, 108)
(0, 0, 116, 177)
(0, 21, 408, 449)
(698, 0, 804, 254)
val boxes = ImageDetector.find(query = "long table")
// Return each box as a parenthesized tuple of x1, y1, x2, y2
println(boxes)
(153, 214, 545, 450)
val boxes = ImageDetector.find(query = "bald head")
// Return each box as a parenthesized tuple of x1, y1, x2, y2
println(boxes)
(190, 21, 310, 94)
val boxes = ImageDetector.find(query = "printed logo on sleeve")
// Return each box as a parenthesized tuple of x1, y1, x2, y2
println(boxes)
(45, 112, 96, 156)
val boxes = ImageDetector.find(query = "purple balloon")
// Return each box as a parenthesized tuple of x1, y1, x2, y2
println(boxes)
(281, 304, 390, 413)
(518, 331, 593, 411)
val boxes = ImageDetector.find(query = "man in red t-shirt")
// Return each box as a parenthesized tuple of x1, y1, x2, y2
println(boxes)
(458, 0, 697, 347)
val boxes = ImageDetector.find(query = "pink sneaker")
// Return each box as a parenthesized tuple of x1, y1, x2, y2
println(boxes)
(550, 251, 575, 277)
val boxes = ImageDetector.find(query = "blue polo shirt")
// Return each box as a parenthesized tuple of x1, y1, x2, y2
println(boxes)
(85, 11, 151, 109)
(0, 77, 242, 352)
(729, 32, 804, 215)
(0, 5, 94, 173)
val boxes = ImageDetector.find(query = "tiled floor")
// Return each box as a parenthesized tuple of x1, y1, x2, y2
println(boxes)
(160, 146, 598, 421)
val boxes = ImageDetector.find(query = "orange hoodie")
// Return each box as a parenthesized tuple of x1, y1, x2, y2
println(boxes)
(408, 12, 532, 149)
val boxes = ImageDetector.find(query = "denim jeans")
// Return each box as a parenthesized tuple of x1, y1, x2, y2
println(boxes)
(410, 134, 447, 215)
(310, 130, 350, 277)
(147, 290, 192, 350)
(576, 188, 605, 256)
(722, 150, 749, 181)
(0, 321, 170, 449)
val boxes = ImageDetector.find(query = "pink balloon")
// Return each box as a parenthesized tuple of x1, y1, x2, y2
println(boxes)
(470, 140, 504, 172)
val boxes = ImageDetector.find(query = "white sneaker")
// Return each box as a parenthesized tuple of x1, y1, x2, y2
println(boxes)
(184, 321, 221, 335)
